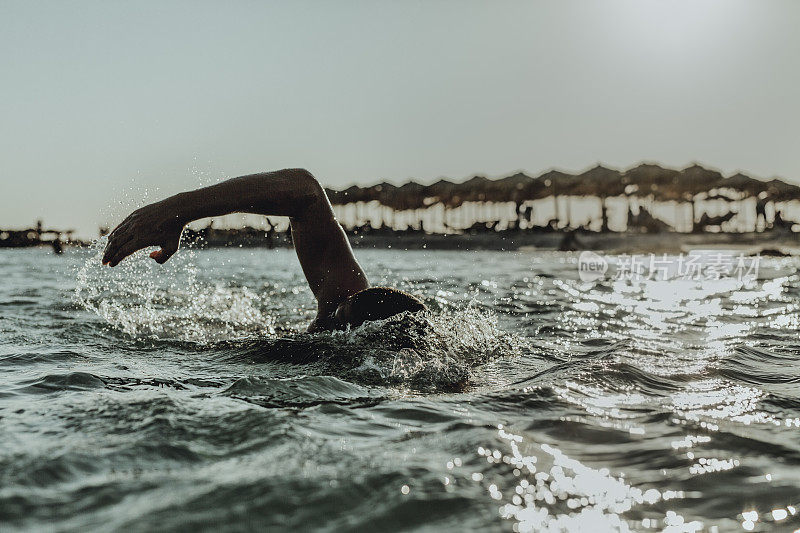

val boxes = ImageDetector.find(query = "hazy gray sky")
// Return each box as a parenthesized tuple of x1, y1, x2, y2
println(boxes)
(2, 0, 798, 236)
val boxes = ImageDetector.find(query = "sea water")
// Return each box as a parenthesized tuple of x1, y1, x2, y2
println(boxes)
(1, 244, 800, 531)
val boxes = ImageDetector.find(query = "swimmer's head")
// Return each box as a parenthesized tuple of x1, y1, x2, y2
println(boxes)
(334, 287, 426, 329)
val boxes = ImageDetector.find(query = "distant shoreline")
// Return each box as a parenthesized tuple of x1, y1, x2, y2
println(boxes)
(12, 229, 799, 256)
(348, 230, 800, 255)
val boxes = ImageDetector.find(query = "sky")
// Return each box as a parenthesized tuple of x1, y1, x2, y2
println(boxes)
(2, 0, 799, 237)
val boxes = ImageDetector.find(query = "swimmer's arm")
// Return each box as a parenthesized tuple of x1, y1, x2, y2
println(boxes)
(102, 169, 369, 311)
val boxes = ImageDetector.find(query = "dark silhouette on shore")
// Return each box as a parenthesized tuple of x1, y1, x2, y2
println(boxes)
(0, 219, 81, 250)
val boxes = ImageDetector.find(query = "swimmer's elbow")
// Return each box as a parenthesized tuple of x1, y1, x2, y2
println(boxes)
(286, 168, 331, 218)
(290, 168, 324, 198)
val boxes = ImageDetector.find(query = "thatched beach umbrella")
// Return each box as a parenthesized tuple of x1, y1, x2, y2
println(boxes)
(676, 164, 724, 230)
(424, 179, 457, 203)
(623, 163, 680, 196)
(449, 175, 492, 227)
(571, 165, 624, 195)
(391, 181, 427, 210)
(495, 172, 535, 194)
(761, 178, 800, 229)
(365, 182, 398, 227)
(491, 172, 536, 224)
(457, 175, 492, 201)
(620, 164, 681, 230)
(711, 172, 770, 231)
(420, 179, 459, 229)
(388, 181, 428, 229)
(570, 165, 624, 231)
(342, 184, 372, 203)
(715, 172, 764, 197)
(536, 169, 576, 227)
(763, 178, 800, 202)
(678, 164, 724, 195)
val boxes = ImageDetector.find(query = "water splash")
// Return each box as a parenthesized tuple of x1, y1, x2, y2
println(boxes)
(332, 306, 522, 390)
(74, 240, 520, 390)
(74, 238, 276, 343)
(226, 307, 523, 391)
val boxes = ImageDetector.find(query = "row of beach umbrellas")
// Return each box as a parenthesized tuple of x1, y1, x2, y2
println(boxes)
(327, 163, 800, 209)
(324, 163, 800, 231)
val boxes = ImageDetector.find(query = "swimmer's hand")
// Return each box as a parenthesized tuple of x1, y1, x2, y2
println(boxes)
(102, 198, 184, 267)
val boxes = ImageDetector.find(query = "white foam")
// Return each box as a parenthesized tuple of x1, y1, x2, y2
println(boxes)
(74, 238, 275, 344)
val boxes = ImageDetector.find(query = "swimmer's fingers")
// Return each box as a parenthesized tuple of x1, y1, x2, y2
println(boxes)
(104, 215, 134, 247)
(102, 231, 131, 265)
(102, 220, 137, 264)
(102, 204, 183, 266)
(102, 207, 148, 264)
(149, 237, 179, 264)
(106, 237, 146, 267)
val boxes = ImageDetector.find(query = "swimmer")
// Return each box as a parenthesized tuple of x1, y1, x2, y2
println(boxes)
(101, 168, 425, 331)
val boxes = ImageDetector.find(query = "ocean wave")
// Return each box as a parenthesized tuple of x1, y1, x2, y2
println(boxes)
(16, 372, 106, 394)
(220, 375, 384, 408)
(0, 349, 89, 366)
